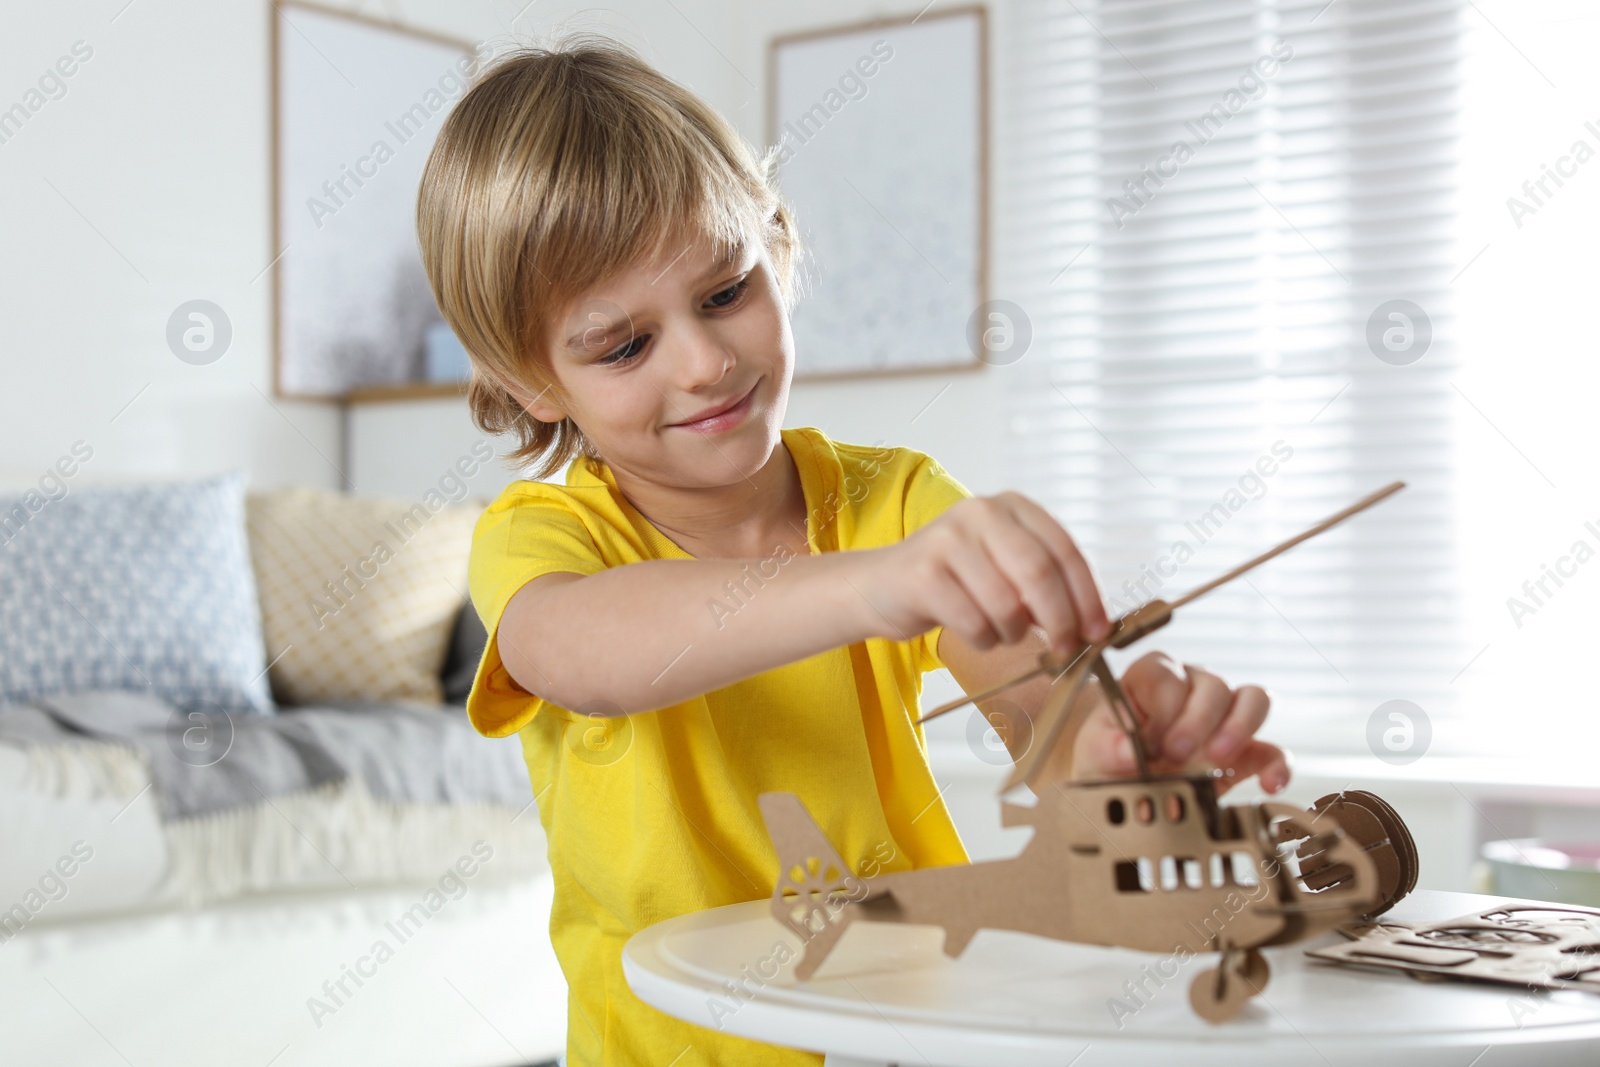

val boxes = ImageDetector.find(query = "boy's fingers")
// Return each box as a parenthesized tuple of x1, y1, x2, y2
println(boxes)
(940, 563, 1010, 649)
(1081, 701, 1133, 765)
(974, 509, 1082, 648)
(1001, 493, 1110, 642)
(910, 555, 1002, 649)
(1159, 664, 1232, 764)
(1120, 652, 1189, 753)
(1066, 696, 1139, 777)
(1203, 685, 1271, 763)
(942, 537, 1038, 646)
(1107, 729, 1137, 772)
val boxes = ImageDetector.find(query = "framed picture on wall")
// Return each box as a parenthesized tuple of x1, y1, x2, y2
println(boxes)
(768, 6, 988, 381)
(271, 1, 486, 400)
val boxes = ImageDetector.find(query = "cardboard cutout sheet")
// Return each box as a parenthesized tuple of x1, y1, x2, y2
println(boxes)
(1308, 904, 1600, 993)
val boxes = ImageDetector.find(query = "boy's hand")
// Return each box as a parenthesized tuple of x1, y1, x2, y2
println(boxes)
(859, 492, 1111, 657)
(1066, 652, 1290, 796)
(860, 493, 1286, 796)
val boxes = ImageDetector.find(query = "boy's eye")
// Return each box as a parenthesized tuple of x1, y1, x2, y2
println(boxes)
(598, 334, 647, 366)
(595, 279, 755, 367)
(705, 278, 749, 309)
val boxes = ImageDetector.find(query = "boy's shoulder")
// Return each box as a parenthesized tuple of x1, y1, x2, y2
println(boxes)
(784, 425, 940, 482)
(468, 463, 627, 559)
(476, 457, 614, 515)
(784, 426, 970, 541)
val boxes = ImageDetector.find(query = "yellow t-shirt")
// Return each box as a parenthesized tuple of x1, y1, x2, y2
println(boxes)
(466, 425, 974, 1067)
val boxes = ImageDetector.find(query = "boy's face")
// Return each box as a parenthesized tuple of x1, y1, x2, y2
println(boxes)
(519, 228, 793, 489)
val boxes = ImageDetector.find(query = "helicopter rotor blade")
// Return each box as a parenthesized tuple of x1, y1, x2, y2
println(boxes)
(913, 481, 1406, 731)
(914, 644, 1089, 726)
(914, 662, 1049, 726)
(1167, 480, 1405, 611)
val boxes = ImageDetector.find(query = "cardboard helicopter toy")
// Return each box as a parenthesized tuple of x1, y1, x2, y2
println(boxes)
(758, 482, 1420, 1023)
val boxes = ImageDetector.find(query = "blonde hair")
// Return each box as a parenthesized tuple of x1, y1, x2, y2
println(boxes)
(416, 35, 801, 479)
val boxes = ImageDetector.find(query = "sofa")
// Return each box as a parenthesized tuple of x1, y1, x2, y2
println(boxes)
(0, 473, 566, 1067)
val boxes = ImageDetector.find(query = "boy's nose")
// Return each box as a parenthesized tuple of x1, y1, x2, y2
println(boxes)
(673, 326, 735, 393)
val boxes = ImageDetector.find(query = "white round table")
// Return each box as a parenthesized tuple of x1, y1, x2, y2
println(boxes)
(623, 890, 1600, 1066)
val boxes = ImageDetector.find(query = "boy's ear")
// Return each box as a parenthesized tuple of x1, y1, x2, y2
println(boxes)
(505, 379, 568, 424)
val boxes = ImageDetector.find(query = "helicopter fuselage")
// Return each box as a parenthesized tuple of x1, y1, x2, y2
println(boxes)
(857, 776, 1298, 958)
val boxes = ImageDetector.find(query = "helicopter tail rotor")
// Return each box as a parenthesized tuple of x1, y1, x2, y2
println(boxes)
(758, 792, 879, 980)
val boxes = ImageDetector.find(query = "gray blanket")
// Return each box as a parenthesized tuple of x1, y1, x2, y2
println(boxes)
(0, 691, 534, 820)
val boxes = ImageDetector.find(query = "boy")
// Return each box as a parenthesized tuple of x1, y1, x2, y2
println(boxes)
(416, 36, 1287, 1067)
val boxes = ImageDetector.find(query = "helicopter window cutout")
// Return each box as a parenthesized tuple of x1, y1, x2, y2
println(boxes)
(1230, 851, 1261, 888)
(1180, 857, 1204, 889)
(1209, 853, 1228, 888)
(1107, 798, 1126, 825)
(1165, 793, 1186, 822)
(1156, 856, 1205, 891)
(1135, 796, 1155, 824)
(1114, 857, 1155, 893)
(1114, 860, 1142, 892)
(1159, 856, 1179, 891)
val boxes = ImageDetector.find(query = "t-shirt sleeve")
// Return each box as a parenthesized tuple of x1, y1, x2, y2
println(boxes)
(466, 490, 607, 737)
(901, 453, 975, 674)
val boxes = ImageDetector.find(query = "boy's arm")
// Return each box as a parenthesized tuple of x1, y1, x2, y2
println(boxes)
(937, 627, 1291, 794)
(497, 551, 887, 714)
(497, 489, 1111, 717)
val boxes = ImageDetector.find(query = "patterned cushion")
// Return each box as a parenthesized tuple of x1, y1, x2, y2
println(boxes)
(0, 474, 273, 713)
(246, 488, 477, 705)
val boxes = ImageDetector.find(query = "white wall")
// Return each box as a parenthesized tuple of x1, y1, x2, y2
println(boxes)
(1, 1, 341, 491)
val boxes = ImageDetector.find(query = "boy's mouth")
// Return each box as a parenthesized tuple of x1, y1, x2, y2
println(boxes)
(668, 380, 758, 433)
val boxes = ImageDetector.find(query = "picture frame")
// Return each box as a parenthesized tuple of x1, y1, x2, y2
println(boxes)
(270, 1, 482, 401)
(768, 6, 988, 382)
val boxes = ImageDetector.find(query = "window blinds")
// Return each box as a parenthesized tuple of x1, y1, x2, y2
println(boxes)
(998, 0, 1467, 752)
